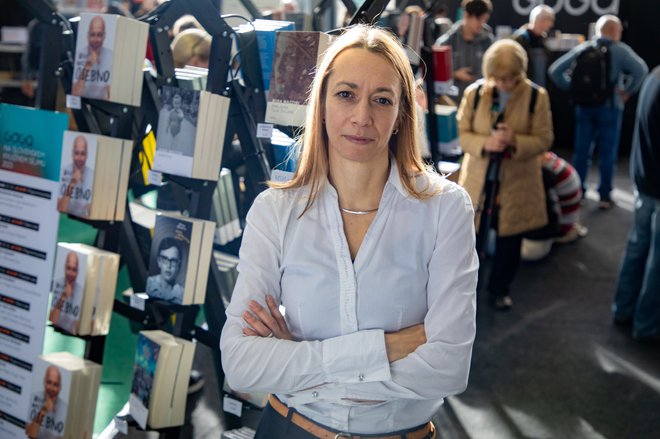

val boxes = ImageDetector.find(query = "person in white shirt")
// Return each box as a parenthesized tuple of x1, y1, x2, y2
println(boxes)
(220, 25, 478, 438)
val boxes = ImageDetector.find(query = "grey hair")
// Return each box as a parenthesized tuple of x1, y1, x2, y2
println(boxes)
(530, 5, 554, 25)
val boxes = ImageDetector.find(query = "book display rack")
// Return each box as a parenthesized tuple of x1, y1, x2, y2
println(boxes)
(7, 0, 409, 436)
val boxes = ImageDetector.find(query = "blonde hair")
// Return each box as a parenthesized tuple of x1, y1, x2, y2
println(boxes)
(270, 25, 432, 214)
(482, 39, 528, 80)
(171, 28, 211, 68)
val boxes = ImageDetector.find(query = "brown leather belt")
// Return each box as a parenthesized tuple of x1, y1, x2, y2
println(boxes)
(268, 395, 435, 439)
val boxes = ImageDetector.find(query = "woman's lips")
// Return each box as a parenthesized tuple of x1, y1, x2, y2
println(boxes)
(344, 135, 372, 144)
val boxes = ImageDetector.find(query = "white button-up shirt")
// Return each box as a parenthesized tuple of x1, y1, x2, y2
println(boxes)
(220, 163, 478, 433)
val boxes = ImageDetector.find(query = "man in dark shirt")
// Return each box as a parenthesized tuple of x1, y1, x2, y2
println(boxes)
(513, 4, 555, 87)
(612, 66, 660, 343)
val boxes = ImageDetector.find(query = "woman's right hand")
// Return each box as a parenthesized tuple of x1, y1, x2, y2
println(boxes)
(385, 323, 426, 363)
(242, 295, 294, 340)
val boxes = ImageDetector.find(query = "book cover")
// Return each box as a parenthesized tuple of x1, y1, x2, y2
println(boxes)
(130, 333, 159, 409)
(154, 86, 200, 171)
(145, 215, 192, 304)
(25, 359, 72, 439)
(72, 13, 118, 101)
(56, 132, 97, 219)
(49, 245, 88, 335)
(265, 31, 331, 126)
(0, 103, 69, 181)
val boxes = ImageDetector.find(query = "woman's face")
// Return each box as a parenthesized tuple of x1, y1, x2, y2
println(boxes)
(323, 48, 401, 167)
(492, 73, 520, 93)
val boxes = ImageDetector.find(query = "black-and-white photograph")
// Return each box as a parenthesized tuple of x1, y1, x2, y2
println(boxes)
(156, 86, 200, 157)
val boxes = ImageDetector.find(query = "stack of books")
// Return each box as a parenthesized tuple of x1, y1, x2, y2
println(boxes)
(50, 242, 120, 336)
(236, 19, 295, 94)
(211, 168, 242, 246)
(26, 352, 101, 439)
(71, 13, 149, 106)
(129, 330, 195, 429)
(213, 250, 239, 307)
(153, 85, 230, 181)
(175, 66, 208, 90)
(146, 212, 215, 305)
(57, 130, 132, 220)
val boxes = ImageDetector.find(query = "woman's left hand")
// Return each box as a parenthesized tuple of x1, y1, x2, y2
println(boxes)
(243, 295, 294, 340)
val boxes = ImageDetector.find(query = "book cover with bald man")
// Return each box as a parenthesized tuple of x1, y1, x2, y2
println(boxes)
(72, 13, 149, 106)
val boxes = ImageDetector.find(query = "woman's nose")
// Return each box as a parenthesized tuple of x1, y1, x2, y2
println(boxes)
(351, 98, 372, 126)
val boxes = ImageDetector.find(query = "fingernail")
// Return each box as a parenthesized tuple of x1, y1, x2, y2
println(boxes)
(243, 311, 251, 319)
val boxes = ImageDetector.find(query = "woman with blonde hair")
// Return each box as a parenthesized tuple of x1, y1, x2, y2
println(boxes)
(457, 38, 554, 310)
(171, 28, 211, 68)
(220, 25, 477, 438)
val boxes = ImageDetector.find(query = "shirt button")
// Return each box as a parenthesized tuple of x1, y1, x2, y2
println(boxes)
(312, 391, 318, 398)
(358, 373, 365, 382)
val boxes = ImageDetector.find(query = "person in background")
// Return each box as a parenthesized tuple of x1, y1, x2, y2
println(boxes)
(612, 66, 660, 344)
(171, 28, 212, 68)
(172, 14, 202, 37)
(521, 152, 588, 261)
(435, 0, 494, 103)
(548, 15, 648, 209)
(221, 25, 477, 438)
(457, 39, 553, 310)
(512, 4, 555, 87)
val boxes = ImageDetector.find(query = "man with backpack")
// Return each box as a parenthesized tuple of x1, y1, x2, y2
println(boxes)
(548, 15, 647, 209)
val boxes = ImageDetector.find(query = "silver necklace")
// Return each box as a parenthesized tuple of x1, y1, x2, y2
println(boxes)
(340, 206, 378, 215)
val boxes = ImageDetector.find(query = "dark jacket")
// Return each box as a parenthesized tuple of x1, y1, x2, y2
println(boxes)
(631, 66, 660, 199)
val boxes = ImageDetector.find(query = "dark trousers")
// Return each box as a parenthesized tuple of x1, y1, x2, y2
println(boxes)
(254, 403, 313, 438)
(477, 178, 524, 300)
(487, 233, 523, 299)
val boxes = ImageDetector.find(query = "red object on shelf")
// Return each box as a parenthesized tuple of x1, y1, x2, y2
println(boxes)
(432, 45, 453, 95)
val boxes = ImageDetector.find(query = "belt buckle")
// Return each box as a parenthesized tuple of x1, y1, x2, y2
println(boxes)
(334, 434, 352, 439)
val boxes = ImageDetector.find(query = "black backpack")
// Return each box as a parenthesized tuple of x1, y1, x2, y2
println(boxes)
(570, 43, 612, 106)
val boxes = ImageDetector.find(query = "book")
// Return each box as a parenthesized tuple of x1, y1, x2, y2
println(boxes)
(240, 20, 295, 94)
(71, 13, 149, 106)
(265, 31, 332, 126)
(50, 243, 120, 336)
(213, 250, 239, 308)
(270, 128, 298, 172)
(57, 130, 132, 221)
(129, 330, 195, 429)
(26, 352, 101, 439)
(146, 212, 215, 305)
(210, 168, 242, 246)
(153, 85, 230, 181)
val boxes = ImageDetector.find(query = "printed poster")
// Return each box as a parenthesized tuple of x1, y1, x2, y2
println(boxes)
(0, 103, 67, 439)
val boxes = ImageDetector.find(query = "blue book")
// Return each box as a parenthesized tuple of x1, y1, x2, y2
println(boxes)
(249, 20, 295, 93)
(0, 104, 69, 182)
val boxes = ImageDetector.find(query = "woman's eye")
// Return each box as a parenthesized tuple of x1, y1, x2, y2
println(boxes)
(337, 91, 352, 99)
(375, 97, 393, 105)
